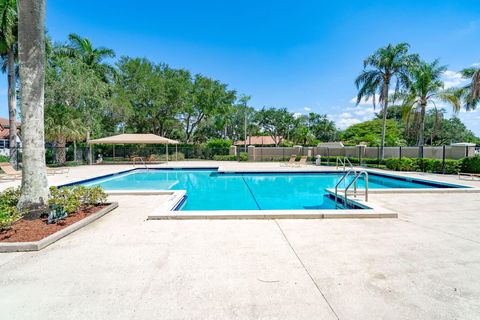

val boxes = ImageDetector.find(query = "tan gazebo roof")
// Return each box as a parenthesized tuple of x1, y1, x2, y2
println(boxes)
(87, 134, 179, 145)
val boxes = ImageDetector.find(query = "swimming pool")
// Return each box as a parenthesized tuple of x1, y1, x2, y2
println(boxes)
(80, 168, 465, 211)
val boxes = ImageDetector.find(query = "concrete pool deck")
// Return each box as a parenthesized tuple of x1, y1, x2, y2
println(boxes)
(1, 161, 480, 319)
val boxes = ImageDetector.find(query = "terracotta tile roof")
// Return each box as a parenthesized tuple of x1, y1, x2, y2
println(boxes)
(0, 116, 20, 129)
(235, 136, 283, 146)
(0, 117, 20, 140)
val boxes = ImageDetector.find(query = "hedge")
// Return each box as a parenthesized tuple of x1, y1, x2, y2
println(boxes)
(385, 157, 462, 174)
(213, 152, 248, 162)
(461, 155, 480, 173)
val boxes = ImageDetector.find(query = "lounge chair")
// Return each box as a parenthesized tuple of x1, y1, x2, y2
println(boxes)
(280, 155, 297, 167)
(0, 163, 68, 181)
(0, 163, 21, 181)
(458, 172, 480, 180)
(297, 156, 308, 166)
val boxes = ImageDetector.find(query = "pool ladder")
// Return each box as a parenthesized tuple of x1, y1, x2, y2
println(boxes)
(336, 156, 353, 172)
(132, 156, 148, 170)
(334, 165, 369, 208)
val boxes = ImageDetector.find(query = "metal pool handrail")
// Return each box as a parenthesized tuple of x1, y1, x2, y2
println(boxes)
(334, 166, 355, 204)
(344, 170, 369, 205)
(132, 156, 148, 170)
(336, 156, 353, 172)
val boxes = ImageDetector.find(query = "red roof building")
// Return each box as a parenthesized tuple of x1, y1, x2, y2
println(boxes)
(234, 136, 284, 146)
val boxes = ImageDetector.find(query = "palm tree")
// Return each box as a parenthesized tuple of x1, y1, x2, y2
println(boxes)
(45, 104, 87, 165)
(0, 0, 18, 167)
(355, 43, 417, 159)
(459, 66, 480, 110)
(402, 60, 461, 146)
(56, 33, 115, 82)
(16, 0, 49, 216)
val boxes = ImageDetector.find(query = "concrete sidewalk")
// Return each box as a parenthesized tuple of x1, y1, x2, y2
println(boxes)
(1, 163, 479, 319)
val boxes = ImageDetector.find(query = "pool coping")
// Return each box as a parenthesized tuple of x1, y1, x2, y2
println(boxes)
(63, 166, 480, 220)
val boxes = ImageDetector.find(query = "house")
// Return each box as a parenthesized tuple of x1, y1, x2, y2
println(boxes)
(235, 136, 284, 146)
(0, 117, 21, 156)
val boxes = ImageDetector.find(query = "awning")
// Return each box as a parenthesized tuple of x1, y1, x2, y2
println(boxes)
(87, 134, 179, 145)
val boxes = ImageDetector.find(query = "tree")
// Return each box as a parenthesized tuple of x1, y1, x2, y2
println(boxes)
(341, 119, 405, 146)
(180, 74, 236, 143)
(422, 109, 478, 145)
(57, 33, 115, 82)
(401, 60, 460, 146)
(115, 57, 190, 137)
(460, 66, 480, 110)
(255, 107, 294, 146)
(16, 0, 49, 216)
(0, 0, 18, 167)
(45, 104, 86, 164)
(355, 43, 417, 159)
(305, 112, 336, 142)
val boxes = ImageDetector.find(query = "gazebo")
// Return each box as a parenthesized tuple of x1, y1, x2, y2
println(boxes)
(87, 133, 180, 164)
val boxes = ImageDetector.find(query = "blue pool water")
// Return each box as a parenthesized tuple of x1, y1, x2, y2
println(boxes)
(81, 169, 463, 211)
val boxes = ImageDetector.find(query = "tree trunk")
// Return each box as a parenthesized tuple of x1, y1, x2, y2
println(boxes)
(16, 0, 49, 218)
(56, 136, 66, 165)
(73, 140, 77, 163)
(379, 83, 389, 160)
(7, 48, 17, 169)
(417, 103, 426, 147)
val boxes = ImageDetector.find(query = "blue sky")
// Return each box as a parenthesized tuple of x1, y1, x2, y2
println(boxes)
(1, 0, 480, 134)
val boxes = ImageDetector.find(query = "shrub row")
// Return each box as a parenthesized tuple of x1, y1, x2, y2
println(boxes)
(385, 158, 462, 174)
(213, 152, 248, 161)
(0, 185, 108, 231)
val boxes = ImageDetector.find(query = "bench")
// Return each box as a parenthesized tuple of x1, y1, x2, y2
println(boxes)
(458, 172, 480, 180)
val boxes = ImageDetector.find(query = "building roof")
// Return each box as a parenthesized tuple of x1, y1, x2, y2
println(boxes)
(234, 136, 283, 146)
(88, 133, 179, 145)
(0, 117, 20, 140)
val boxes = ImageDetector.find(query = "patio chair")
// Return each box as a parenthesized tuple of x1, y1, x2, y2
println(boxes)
(297, 156, 309, 166)
(0, 163, 21, 181)
(280, 155, 297, 167)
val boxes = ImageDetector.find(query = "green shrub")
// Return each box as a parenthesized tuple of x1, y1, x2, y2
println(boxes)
(49, 185, 107, 215)
(239, 152, 248, 161)
(152, 152, 185, 161)
(0, 155, 9, 163)
(213, 154, 237, 161)
(461, 156, 480, 173)
(385, 157, 461, 174)
(0, 188, 22, 231)
(206, 139, 231, 157)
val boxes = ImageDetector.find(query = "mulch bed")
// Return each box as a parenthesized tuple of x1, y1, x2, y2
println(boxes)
(0, 204, 109, 243)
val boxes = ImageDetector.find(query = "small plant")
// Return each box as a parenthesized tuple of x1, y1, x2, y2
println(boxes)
(49, 186, 81, 214)
(48, 185, 108, 219)
(47, 205, 68, 224)
(0, 188, 22, 231)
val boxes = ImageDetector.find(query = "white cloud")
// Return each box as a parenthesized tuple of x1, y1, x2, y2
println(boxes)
(293, 112, 302, 119)
(328, 105, 376, 130)
(472, 62, 480, 67)
(442, 70, 468, 89)
(303, 107, 311, 111)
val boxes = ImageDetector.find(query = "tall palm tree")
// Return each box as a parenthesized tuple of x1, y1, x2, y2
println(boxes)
(45, 104, 87, 165)
(460, 66, 480, 110)
(0, 0, 18, 167)
(402, 60, 461, 146)
(16, 0, 49, 216)
(355, 43, 417, 159)
(56, 33, 115, 82)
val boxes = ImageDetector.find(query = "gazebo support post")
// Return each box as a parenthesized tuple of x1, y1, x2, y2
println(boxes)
(113, 145, 115, 160)
(166, 144, 169, 164)
(89, 145, 93, 165)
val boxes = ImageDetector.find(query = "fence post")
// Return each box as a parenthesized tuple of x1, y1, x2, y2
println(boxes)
(399, 146, 402, 160)
(377, 146, 380, 166)
(442, 145, 446, 174)
(327, 148, 330, 166)
(283, 147, 285, 161)
(466, 146, 469, 158)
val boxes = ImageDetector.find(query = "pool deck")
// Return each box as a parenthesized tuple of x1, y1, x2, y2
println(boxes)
(1, 161, 480, 319)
